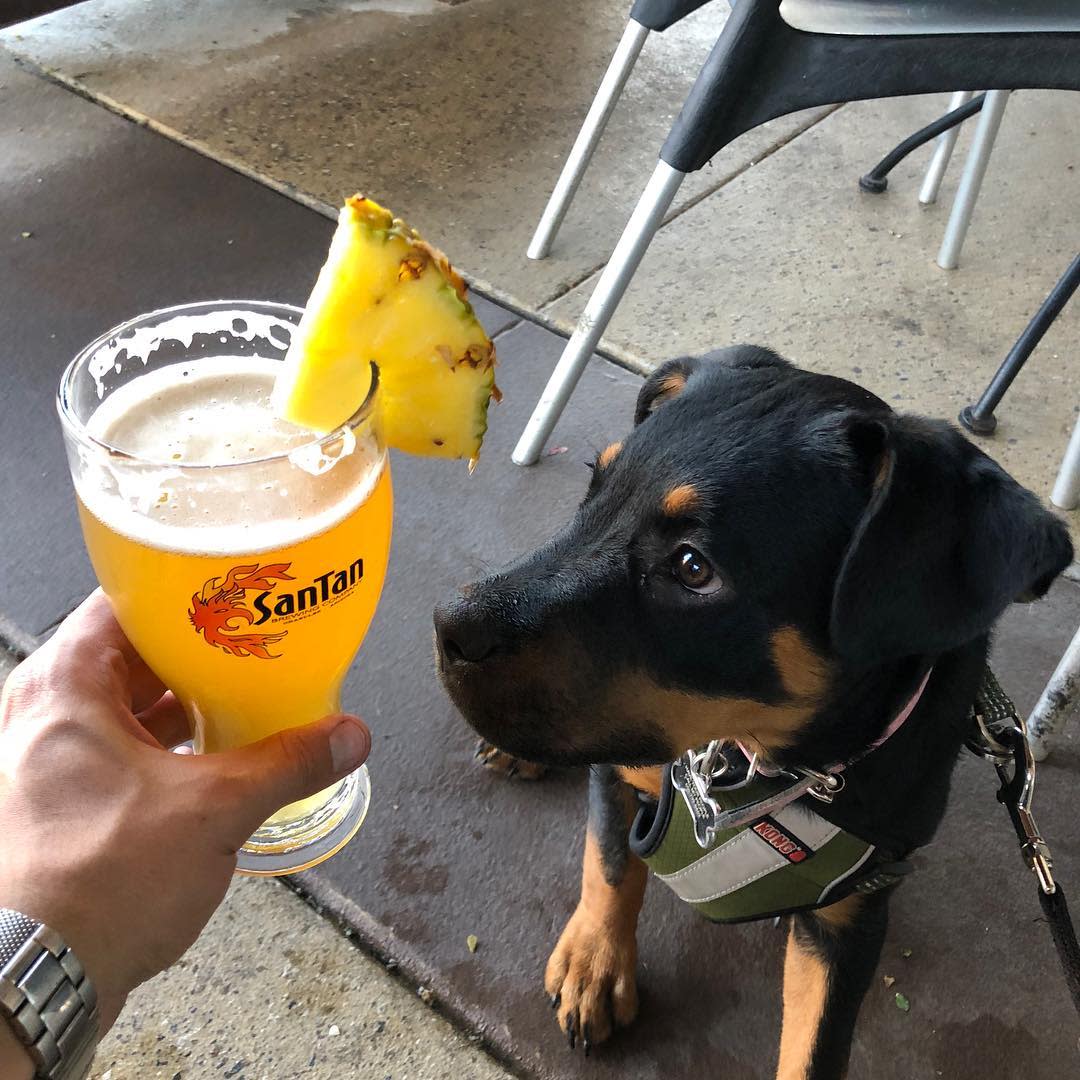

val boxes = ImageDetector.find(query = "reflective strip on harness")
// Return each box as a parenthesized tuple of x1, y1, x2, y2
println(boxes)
(630, 763, 878, 923)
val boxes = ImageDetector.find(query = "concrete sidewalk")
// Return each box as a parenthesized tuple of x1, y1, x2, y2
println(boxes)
(90, 877, 514, 1080)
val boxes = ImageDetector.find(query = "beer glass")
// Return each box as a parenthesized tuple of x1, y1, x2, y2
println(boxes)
(57, 300, 392, 875)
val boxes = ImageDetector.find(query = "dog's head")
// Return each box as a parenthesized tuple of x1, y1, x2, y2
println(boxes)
(434, 347, 1072, 768)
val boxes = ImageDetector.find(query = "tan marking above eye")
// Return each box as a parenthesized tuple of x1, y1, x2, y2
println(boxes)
(657, 372, 687, 400)
(661, 483, 701, 517)
(644, 372, 689, 418)
(598, 441, 623, 469)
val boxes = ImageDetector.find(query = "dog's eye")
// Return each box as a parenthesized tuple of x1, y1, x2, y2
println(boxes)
(671, 545, 722, 594)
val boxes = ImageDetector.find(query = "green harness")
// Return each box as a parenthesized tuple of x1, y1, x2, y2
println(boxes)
(628, 670, 934, 923)
(629, 748, 906, 923)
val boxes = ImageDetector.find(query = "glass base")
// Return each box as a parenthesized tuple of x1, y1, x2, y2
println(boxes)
(235, 765, 370, 877)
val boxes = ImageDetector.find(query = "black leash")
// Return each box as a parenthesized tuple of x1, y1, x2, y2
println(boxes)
(968, 669, 1080, 1018)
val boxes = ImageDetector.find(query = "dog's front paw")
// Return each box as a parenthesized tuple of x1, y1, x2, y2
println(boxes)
(473, 739, 547, 780)
(544, 905, 638, 1054)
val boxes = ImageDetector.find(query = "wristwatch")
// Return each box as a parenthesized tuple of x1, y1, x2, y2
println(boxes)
(0, 909, 98, 1080)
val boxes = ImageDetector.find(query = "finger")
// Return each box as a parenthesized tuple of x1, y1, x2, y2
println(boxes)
(200, 714, 371, 844)
(45, 591, 167, 710)
(48, 590, 129, 655)
(135, 692, 192, 749)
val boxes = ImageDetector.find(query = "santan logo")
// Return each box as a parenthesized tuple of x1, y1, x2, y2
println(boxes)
(252, 559, 364, 624)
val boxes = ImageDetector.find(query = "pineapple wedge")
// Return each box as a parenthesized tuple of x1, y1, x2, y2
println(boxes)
(272, 195, 499, 466)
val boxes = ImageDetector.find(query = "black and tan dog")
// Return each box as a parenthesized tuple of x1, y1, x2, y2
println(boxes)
(433, 347, 1073, 1080)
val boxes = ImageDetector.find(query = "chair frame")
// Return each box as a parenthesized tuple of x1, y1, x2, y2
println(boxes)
(514, 0, 1080, 465)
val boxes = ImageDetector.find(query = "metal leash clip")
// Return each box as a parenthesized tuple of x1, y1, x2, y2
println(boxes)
(965, 709, 1016, 766)
(967, 678, 1056, 896)
(996, 723, 1057, 896)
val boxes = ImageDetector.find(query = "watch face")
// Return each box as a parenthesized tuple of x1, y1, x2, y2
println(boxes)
(0, 909, 38, 968)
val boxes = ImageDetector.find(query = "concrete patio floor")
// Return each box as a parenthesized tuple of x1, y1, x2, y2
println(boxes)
(2, 1, 1080, 1077)
(3, 0, 1077, 527)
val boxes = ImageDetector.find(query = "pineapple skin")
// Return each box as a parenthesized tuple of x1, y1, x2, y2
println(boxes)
(272, 196, 499, 465)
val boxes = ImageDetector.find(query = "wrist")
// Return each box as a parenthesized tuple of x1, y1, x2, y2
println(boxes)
(0, 1015, 35, 1080)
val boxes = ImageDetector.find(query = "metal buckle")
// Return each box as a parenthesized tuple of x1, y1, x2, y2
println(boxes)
(966, 709, 1017, 766)
(671, 742, 834, 849)
(996, 726, 1056, 895)
(798, 767, 845, 803)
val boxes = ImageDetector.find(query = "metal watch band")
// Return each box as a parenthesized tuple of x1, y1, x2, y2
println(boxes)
(0, 908, 98, 1080)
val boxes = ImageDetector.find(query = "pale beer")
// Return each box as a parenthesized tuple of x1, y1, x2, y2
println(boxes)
(59, 302, 390, 873)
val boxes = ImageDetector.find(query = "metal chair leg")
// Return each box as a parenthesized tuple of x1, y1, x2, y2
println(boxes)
(1052, 411, 1080, 511)
(919, 90, 977, 205)
(959, 252, 1080, 435)
(513, 161, 686, 465)
(1027, 622, 1080, 762)
(527, 19, 651, 261)
(937, 88, 1010, 269)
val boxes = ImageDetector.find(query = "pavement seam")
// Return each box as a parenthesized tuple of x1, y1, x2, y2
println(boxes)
(0, 612, 38, 660)
(7, 48, 839, 342)
(7, 49, 653, 392)
(280, 876, 530, 1080)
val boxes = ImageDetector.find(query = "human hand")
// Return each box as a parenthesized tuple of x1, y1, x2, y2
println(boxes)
(0, 591, 371, 1038)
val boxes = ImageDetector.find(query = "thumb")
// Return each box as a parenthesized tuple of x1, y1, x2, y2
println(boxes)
(209, 713, 371, 843)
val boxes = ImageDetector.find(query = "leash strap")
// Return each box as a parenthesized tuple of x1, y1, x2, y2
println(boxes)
(1040, 887, 1080, 1013)
(970, 671, 1080, 1020)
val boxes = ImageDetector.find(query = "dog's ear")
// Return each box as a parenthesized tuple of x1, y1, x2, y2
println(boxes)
(635, 347, 795, 426)
(830, 415, 1073, 666)
(634, 357, 701, 425)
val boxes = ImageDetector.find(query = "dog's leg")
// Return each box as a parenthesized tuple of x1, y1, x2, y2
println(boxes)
(776, 892, 889, 1080)
(544, 765, 647, 1052)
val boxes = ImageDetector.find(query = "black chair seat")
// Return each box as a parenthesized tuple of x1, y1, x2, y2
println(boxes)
(780, 0, 1080, 36)
(631, 0, 713, 32)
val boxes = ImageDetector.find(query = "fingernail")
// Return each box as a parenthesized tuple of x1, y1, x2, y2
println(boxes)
(330, 717, 370, 774)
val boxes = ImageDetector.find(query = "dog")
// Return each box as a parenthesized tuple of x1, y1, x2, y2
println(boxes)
(433, 347, 1073, 1080)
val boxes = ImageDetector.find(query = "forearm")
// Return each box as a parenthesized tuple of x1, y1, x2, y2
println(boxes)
(0, 1017, 35, 1080)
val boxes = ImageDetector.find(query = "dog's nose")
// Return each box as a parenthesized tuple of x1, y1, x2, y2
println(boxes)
(434, 597, 501, 664)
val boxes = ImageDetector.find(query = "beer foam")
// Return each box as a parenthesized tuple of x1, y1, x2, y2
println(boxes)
(87, 357, 312, 465)
(75, 356, 383, 556)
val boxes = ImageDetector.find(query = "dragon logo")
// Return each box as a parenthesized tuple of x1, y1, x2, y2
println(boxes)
(189, 563, 295, 659)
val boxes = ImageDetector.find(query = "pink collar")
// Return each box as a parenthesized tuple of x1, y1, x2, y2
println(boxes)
(739, 665, 933, 777)
(857, 666, 933, 761)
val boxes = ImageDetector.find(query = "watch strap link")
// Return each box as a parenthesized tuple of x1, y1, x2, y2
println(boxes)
(0, 908, 98, 1080)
